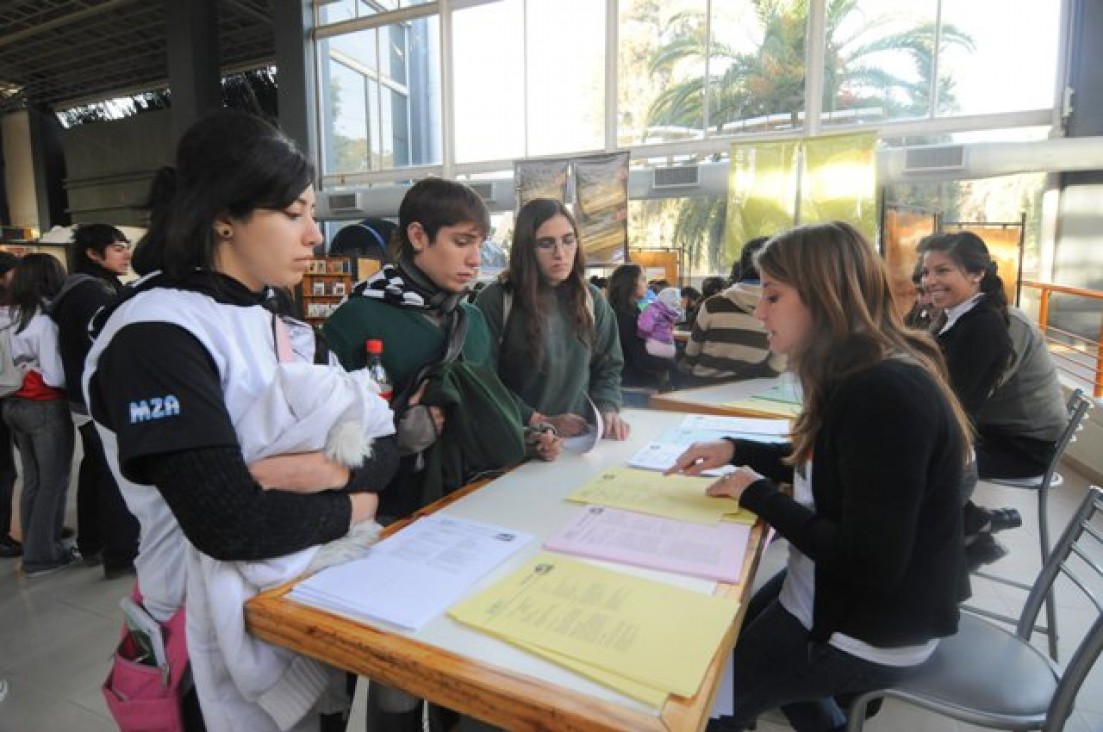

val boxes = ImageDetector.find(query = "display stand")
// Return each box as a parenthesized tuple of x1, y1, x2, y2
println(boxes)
(299, 256, 352, 325)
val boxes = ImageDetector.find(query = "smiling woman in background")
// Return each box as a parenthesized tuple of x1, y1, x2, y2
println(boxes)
(476, 198, 630, 440)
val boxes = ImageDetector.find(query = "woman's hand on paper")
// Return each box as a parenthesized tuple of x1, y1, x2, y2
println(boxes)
(657, 436, 736, 478)
(706, 466, 764, 501)
(664, 440, 735, 476)
(602, 412, 630, 441)
(546, 413, 589, 437)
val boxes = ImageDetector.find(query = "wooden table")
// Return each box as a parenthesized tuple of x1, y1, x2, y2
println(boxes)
(246, 409, 769, 732)
(649, 377, 789, 418)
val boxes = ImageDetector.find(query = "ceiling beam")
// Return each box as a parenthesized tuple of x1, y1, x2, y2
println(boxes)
(0, 0, 146, 50)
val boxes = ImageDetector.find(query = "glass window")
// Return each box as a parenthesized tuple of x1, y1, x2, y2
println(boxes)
(453, 0, 525, 163)
(318, 0, 432, 26)
(454, 0, 604, 163)
(823, 0, 1059, 126)
(318, 16, 440, 174)
(937, 0, 1059, 116)
(620, 0, 806, 145)
(525, 0, 605, 156)
(323, 60, 370, 173)
(822, 0, 937, 126)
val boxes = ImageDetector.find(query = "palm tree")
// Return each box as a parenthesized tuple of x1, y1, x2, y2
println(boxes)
(645, 0, 974, 271)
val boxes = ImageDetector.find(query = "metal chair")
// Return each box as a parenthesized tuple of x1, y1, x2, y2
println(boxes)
(968, 389, 1093, 660)
(846, 485, 1103, 732)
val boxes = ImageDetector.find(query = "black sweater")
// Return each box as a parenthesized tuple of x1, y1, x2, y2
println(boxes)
(936, 297, 1012, 421)
(51, 270, 124, 409)
(734, 359, 968, 647)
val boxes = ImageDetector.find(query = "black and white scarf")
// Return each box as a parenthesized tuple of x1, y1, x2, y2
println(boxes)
(350, 259, 465, 315)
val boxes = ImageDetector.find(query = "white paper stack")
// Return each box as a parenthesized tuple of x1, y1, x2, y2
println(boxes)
(289, 514, 532, 630)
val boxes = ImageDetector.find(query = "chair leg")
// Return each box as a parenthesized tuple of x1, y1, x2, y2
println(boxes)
(1038, 485, 1060, 662)
(845, 691, 884, 732)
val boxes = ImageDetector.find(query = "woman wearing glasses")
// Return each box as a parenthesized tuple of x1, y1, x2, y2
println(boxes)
(476, 198, 630, 440)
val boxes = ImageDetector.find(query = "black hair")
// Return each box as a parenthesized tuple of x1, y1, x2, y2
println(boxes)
(392, 178, 490, 261)
(132, 110, 313, 277)
(681, 285, 701, 303)
(71, 223, 128, 276)
(8, 253, 65, 332)
(917, 231, 1009, 323)
(608, 263, 643, 315)
(729, 236, 770, 283)
(701, 276, 726, 299)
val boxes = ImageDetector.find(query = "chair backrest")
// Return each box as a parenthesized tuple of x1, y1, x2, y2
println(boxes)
(1039, 390, 1093, 491)
(1016, 485, 1103, 726)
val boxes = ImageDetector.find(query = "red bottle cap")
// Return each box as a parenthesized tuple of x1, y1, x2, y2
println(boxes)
(366, 339, 383, 355)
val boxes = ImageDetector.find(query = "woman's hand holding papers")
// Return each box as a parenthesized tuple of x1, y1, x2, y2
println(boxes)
(664, 440, 735, 476)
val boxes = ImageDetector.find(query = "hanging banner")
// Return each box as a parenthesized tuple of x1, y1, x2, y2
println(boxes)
(573, 151, 630, 264)
(799, 132, 878, 241)
(514, 159, 570, 209)
(724, 141, 799, 265)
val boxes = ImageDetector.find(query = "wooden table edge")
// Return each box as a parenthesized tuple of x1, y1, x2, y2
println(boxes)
(246, 477, 771, 731)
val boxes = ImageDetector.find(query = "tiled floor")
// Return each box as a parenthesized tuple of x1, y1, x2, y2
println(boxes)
(1, 449, 1100, 731)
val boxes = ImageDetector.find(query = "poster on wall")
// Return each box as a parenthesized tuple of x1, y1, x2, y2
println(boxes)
(574, 152, 630, 264)
(800, 132, 878, 241)
(883, 206, 939, 317)
(724, 141, 799, 265)
(943, 222, 1024, 305)
(514, 159, 570, 208)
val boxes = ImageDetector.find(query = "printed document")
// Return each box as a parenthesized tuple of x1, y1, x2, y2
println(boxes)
(565, 466, 754, 525)
(449, 553, 740, 696)
(289, 514, 531, 630)
(545, 505, 752, 583)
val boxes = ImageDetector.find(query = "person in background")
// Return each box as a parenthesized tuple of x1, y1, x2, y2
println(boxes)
(0, 251, 21, 559)
(476, 198, 629, 440)
(607, 264, 679, 390)
(903, 259, 937, 330)
(918, 231, 1066, 567)
(684, 237, 784, 383)
(638, 286, 681, 360)
(85, 110, 393, 730)
(49, 223, 139, 579)
(670, 221, 969, 732)
(681, 285, 702, 328)
(588, 274, 608, 296)
(701, 275, 727, 300)
(648, 278, 670, 296)
(325, 178, 559, 732)
(3, 254, 77, 577)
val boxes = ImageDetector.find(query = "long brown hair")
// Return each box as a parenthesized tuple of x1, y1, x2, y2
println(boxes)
(757, 221, 972, 464)
(500, 198, 592, 368)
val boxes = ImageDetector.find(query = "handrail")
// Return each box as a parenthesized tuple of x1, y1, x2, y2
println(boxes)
(1020, 280, 1103, 399)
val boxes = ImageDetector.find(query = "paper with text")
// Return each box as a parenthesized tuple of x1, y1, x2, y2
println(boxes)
(545, 505, 752, 583)
(565, 467, 754, 525)
(289, 515, 531, 630)
(449, 553, 740, 696)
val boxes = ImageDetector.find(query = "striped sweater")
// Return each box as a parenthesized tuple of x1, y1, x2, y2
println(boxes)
(684, 283, 785, 380)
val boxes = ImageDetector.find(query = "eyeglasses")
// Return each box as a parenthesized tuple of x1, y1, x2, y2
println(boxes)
(533, 236, 578, 251)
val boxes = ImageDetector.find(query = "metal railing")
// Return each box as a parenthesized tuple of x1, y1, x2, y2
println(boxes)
(1021, 279, 1103, 399)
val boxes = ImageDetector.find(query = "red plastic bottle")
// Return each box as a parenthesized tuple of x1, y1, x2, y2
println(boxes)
(365, 339, 393, 403)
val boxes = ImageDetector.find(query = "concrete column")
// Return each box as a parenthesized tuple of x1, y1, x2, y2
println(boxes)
(273, 0, 317, 158)
(165, 0, 222, 142)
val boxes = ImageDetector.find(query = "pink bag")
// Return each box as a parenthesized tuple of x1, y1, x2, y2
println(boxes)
(102, 584, 189, 732)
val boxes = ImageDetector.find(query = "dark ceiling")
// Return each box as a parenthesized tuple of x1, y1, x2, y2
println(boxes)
(0, 0, 275, 112)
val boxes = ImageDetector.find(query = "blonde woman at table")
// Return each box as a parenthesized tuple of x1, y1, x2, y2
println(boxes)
(668, 221, 971, 732)
(476, 198, 629, 440)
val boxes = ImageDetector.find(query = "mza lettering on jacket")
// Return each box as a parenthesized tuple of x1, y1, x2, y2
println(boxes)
(129, 395, 181, 423)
